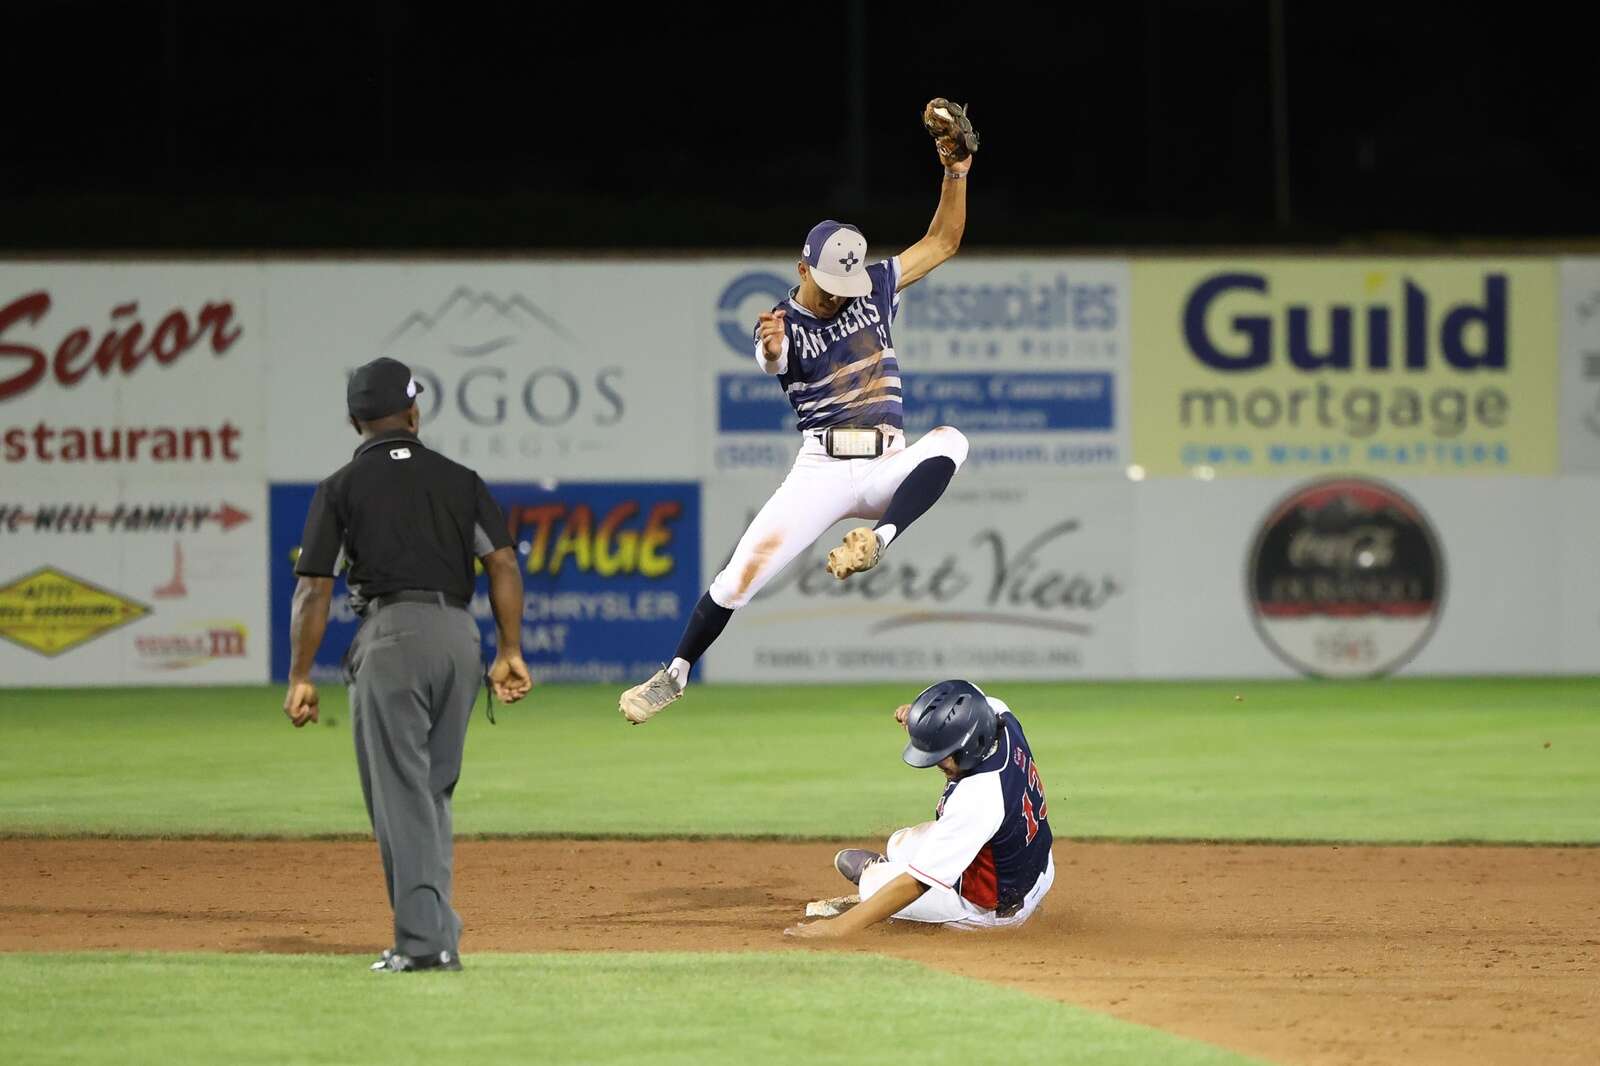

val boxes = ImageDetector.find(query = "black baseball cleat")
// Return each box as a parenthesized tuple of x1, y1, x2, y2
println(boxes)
(833, 849, 886, 886)
(371, 948, 463, 973)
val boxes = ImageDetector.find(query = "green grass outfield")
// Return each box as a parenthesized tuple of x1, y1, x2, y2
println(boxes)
(0, 952, 1259, 1066)
(1, 677, 1597, 842)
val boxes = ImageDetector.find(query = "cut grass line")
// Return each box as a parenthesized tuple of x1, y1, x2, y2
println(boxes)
(4, 829, 1599, 847)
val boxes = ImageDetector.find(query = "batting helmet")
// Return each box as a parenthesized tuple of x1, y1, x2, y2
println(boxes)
(902, 680, 998, 772)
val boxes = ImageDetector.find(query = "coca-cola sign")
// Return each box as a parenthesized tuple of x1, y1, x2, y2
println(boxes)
(1248, 478, 1445, 678)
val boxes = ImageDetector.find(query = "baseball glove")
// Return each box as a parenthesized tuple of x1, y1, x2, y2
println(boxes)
(923, 98, 979, 163)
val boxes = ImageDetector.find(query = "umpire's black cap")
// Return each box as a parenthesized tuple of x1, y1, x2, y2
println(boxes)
(347, 357, 424, 421)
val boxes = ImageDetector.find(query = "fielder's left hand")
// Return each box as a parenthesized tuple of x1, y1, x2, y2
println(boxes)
(923, 98, 978, 171)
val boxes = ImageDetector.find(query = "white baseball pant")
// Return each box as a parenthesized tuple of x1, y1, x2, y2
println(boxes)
(857, 820, 1056, 929)
(707, 426, 969, 610)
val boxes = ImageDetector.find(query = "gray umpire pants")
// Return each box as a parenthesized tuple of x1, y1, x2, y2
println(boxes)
(346, 599, 483, 958)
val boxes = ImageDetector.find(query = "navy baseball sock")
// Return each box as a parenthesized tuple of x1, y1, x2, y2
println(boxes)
(670, 592, 735, 684)
(874, 457, 958, 548)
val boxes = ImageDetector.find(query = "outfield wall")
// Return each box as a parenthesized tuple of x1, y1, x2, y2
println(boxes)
(2, 256, 1596, 684)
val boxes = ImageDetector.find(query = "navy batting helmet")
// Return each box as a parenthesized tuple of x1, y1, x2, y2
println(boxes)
(902, 680, 998, 772)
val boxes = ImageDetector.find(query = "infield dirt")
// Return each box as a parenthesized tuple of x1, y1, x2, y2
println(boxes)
(5, 838, 1596, 1066)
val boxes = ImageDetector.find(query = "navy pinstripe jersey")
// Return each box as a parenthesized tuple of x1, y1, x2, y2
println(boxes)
(755, 257, 904, 432)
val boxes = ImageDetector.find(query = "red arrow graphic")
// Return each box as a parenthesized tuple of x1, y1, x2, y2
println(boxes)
(0, 502, 252, 533)
(215, 504, 251, 531)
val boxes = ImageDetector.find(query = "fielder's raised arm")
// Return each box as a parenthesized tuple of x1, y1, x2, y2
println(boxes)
(897, 98, 979, 292)
(618, 98, 979, 727)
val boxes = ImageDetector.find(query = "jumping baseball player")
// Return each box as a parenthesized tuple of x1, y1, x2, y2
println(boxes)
(619, 100, 981, 724)
(785, 680, 1055, 937)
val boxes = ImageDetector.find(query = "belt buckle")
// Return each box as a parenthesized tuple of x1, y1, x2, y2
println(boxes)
(825, 427, 883, 459)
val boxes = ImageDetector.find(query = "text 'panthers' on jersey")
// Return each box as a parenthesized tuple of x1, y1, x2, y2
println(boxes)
(753, 257, 904, 432)
(904, 697, 1054, 917)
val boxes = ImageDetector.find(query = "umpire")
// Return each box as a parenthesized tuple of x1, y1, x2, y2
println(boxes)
(282, 356, 532, 973)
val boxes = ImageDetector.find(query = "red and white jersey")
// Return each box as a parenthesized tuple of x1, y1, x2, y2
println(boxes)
(903, 698, 1054, 916)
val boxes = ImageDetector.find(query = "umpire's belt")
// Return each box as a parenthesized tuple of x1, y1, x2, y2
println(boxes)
(813, 427, 886, 459)
(368, 589, 469, 612)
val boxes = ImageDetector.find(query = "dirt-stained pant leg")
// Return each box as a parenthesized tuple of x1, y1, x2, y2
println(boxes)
(706, 446, 859, 610)
(348, 602, 482, 957)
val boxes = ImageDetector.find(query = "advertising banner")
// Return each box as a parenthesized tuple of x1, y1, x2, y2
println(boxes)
(1557, 477, 1600, 673)
(699, 476, 1136, 681)
(0, 480, 269, 685)
(265, 263, 704, 482)
(1243, 477, 1445, 679)
(269, 480, 700, 684)
(0, 262, 266, 482)
(702, 258, 1131, 476)
(3, 256, 1590, 687)
(1131, 259, 1559, 477)
(0, 263, 271, 685)
(1133, 475, 1569, 679)
(1558, 258, 1600, 472)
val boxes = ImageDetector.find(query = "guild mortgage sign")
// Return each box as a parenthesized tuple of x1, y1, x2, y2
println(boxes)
(1130, 260, 1559, 476)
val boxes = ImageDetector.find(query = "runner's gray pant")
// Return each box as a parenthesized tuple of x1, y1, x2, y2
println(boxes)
(346, 600, 482, 958)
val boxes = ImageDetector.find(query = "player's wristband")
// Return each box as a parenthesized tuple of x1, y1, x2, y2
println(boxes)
(943, 167, 967, 180)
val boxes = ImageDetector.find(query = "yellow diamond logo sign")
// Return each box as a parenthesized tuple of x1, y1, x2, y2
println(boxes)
(0, 567, 151, 657)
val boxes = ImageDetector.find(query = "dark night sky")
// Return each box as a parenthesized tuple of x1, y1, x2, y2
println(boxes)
(2, 1, 1595, 249)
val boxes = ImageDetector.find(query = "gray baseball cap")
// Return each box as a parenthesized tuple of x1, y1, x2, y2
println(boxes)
(803, 220, 872, 298)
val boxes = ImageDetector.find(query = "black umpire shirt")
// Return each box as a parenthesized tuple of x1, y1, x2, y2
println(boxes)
(295, 430, 513, 603)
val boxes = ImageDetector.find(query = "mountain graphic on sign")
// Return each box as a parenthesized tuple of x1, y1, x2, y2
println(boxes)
(382, 288, 577, 356)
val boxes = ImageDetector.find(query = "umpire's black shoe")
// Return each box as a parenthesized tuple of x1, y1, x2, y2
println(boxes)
(371, 948, 463, 973)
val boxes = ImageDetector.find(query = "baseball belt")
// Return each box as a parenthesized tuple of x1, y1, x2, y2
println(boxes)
(817, 427, 886, 459)
(368, 589, 470, 612)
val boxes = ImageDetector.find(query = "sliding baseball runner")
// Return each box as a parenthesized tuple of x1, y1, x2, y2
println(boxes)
(787, 679, 1056, 937)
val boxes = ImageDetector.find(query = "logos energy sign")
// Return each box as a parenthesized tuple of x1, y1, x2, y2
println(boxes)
(1132, 260, 1558, 476)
